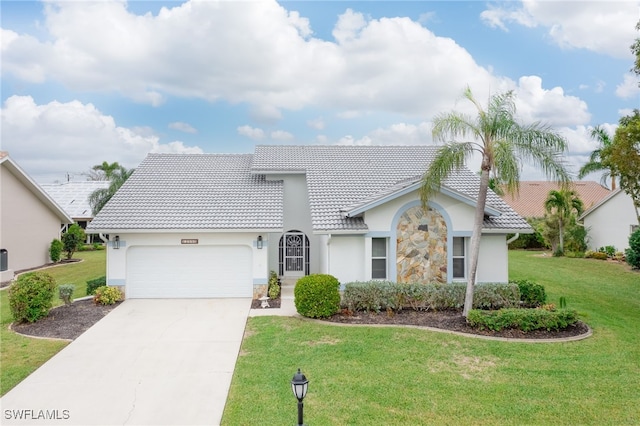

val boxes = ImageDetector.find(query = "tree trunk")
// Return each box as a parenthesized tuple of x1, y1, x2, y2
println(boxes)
(558, 218, 564, 253)
(463, 163, 491, 318)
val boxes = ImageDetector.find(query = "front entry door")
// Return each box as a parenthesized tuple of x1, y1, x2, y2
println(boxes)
(280, 231, 309, 277)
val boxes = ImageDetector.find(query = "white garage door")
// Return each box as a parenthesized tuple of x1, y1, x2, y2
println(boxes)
(126, 245, 253, 298)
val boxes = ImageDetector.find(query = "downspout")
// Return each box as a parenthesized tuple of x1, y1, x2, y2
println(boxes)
(326, 234, 332, 275)
(506, 233, 520, 245)
(99, 233, 108, 243)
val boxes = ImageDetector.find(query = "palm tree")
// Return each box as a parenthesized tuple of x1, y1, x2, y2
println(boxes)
(544, 189, 584, 254)
(89, 166, 134, 215)
(578, 126, 616, 190)
(421, 87, 570, 317)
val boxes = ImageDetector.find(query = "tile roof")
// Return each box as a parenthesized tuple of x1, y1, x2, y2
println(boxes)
(87, 154, 283, 231)
(41, 181, 110, 220)
(88, 147, 530, 232)
(501, 181, 612, 218)
(253, 145, 530, 232)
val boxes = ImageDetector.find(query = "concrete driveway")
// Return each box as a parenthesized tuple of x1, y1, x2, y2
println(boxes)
(1, 299, 251, 425)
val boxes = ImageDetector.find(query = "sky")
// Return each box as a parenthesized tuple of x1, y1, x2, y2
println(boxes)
(1, 0, 639, 184)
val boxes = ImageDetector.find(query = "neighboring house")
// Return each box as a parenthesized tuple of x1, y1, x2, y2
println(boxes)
(42, 181, 110, 241)
(0, 152, 73, 282)
(579, 189, 638, 251)
(87, 145, 531, 299)
(501, 181, 612, 218)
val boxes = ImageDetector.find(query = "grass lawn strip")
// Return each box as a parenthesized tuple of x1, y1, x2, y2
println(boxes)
(223, 251, 640, 425)
(0, 250, 105, 396)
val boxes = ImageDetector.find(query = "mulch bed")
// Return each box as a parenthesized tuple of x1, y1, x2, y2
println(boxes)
(10, 298, 588, 342)
(323, 309, 590, 340)
(250, 297, 281, 309)
(11, 299, 122, 340)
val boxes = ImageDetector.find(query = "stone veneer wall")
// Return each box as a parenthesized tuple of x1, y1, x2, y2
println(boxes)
(396, 205, 447, 283)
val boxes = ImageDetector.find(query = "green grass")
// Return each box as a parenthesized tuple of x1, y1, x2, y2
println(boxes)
(0, 250, 105, 395)
(223, 251, 640, 425)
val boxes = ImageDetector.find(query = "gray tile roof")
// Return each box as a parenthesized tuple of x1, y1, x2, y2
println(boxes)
(88, 146, 530, 233)
(253, 145, 531, 232)
(41, 181, 109, 220)
(87, 154, 283, 231)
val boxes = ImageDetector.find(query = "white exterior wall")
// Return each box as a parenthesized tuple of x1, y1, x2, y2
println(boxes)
(346, 189, 511, 283)
(583, 191, 638, 251)
(266, 174, 320, 275)
(1, 166, 63, 279)
(327, 235, 365, 284)
(105, 232, 268, 289)
(477, 235, 509, 283)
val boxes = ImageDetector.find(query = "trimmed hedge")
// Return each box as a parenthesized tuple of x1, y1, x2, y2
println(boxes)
(511, 279, 546, 307)
(342, 281, 520, 313)
(86, 276, 106, 295)
(294, 274, 341, 318)
(467, 308, 578, 332)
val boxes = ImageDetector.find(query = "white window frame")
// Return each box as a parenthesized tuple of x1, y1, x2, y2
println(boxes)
(371, 238, 388, 280)
(452, 237, 466, 280)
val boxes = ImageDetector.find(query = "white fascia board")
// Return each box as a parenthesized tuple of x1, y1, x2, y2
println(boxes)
(2, 156, 74, 224)
(312, 229, 368, 235)
(86, 228, 284, 234)
(481, 227, 534, 234)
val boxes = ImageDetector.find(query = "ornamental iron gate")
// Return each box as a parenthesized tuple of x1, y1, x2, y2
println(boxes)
(279, 231, 310, 276)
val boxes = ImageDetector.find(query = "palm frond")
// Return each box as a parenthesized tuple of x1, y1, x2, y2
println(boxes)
(420, 142, 474, 206)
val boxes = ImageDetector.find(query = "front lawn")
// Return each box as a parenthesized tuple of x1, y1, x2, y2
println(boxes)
(0, 250, 105, 395)
(223, 251, 640, 425)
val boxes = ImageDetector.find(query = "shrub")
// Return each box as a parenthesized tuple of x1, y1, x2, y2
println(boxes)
(62, 224, 86, 260)
(467, 308, 579, 332)
(586, 251, 608, 260)
(58, 284, 75, 305)
(511, 279, 546, 307)
(626, 228, 640, 269)
(49, 239, 63, 263)
(93, 286, 123, 305)
(599, 245, 617, 258)
(8, 272, 57, 323)
(342, 281, 520, 312)
(294, 274, 341, 318)
(268, 270, 280, 299)
(86, 276, 106, 295)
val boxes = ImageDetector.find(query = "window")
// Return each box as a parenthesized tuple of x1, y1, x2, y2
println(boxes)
(372, 238, 387, 279)
(452, 237, 466, 279)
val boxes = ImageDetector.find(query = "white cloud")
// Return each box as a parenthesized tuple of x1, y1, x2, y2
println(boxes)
(0, 96, 202, 183)
(481, 1, 638, 58)
(270, 130, 294, 141)
(169, 121, 197, 134)
(307, 117, 325, 130)
(0, 0, 594, 130)
(237, 125, 265, 140)
(615, 73, 640, 99)
(513, 76, 590, 127)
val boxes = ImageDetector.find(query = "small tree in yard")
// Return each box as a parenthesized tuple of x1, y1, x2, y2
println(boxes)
(422, 87, 570, 317)
(49, 238, 63, 263)
(62, 224, 86, 260)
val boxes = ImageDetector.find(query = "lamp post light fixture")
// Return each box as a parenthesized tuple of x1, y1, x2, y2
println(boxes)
(257, 235, 263, 249)
(113, 235, 120, 250)
(291, 368, 309, 426)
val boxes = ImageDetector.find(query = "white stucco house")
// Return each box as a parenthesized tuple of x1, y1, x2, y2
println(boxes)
(580, 189, 639, 251)
(87, 145, 531, 299)
(0, 152, 73, 282)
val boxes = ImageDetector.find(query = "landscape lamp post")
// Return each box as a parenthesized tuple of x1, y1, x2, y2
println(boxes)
(291, 368, 309, 426)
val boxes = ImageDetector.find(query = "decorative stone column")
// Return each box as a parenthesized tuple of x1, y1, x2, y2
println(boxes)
(396, 205, 447, 283)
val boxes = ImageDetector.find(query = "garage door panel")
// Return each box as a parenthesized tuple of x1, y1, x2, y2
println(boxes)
(127, 245, 252, 298)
